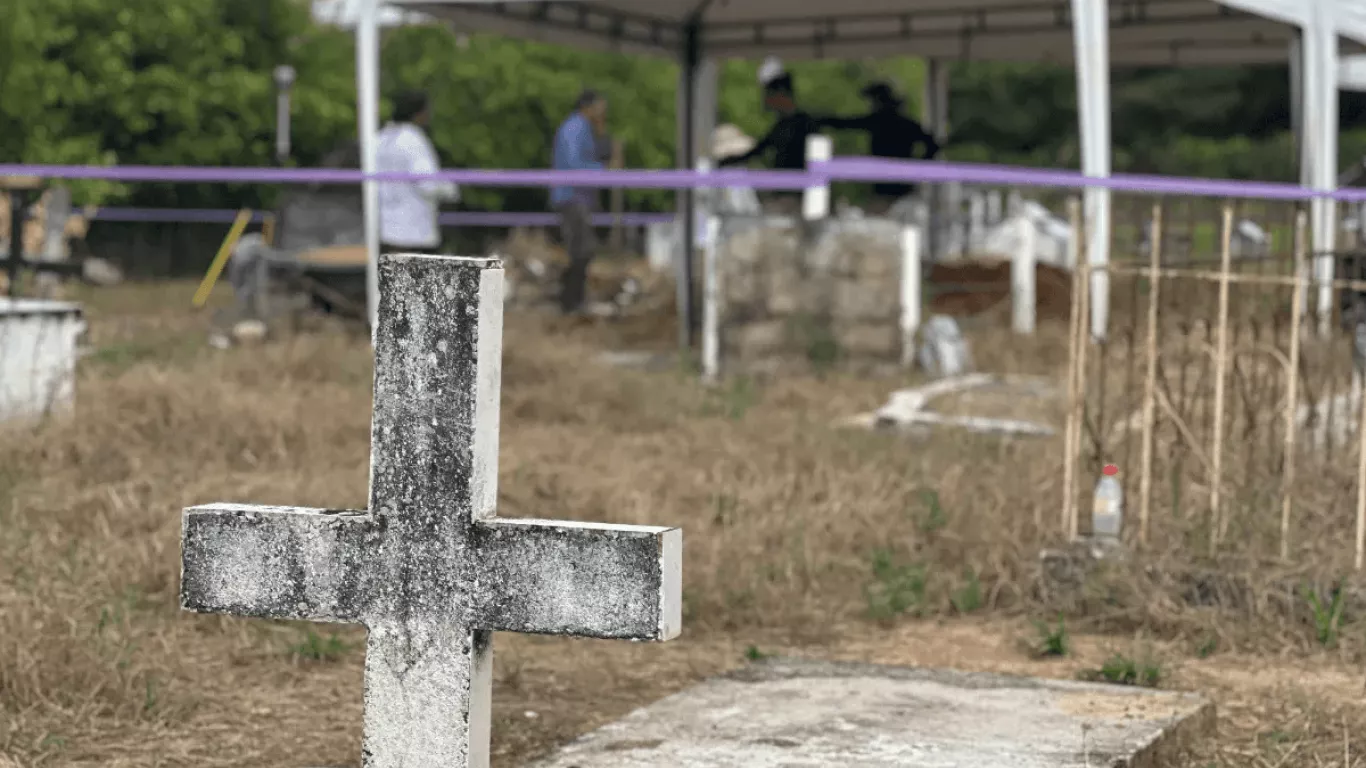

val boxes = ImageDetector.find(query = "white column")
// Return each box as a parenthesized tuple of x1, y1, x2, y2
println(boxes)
(356, 0, 381, 338)
(1071, 0, 1112, 341)
(1013, 217, 1037, 335)
(700, 214, 722, 383)
(1305, 0, 1338, 336)
(803, 135, 833, 221)
(900, 225, 923, 367)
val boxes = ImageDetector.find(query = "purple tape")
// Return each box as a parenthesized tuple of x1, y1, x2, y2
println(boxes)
(824, 156, 1366, 203)
(6, 157, 1364, 202)
(84, 207, 674, 227)
(0, 163, 812, 190)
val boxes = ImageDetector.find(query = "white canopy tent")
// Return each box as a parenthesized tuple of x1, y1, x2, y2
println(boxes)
(350, 0, 1366, 342)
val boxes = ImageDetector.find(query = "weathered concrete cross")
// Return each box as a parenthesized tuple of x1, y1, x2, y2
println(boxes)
(180, 254, 682, 768)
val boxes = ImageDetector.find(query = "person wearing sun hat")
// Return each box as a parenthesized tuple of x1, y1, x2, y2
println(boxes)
(716, 57, 823, 216)
(815, 79, 941, 215)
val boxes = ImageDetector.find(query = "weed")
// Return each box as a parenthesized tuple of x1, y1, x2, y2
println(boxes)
(1301, 583, 1346, 648)
(1032, 614, 1070, 657)
(744, 645, 767, 661)
(1195, 633, 1218, 659)
(863, 549, 927, 622)
(1083, 653, 1163, 687)
(915, 490, 948, 534)
(289, 630, 352, 662)
(702, 375, 760, 421)
(951, 567, 983, 614)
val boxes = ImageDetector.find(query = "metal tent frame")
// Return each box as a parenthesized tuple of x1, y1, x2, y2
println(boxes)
(347, 0, 1366, 343)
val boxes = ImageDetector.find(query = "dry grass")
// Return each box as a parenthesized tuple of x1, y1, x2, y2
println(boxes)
(1, 279, 1364, 767)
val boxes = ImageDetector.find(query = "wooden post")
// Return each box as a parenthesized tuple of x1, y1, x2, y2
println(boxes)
(1208, 203, 1234, 554)
(1281, 211, 1308, 562)
(1061, 197, 1085, 537)
(609, 138, 625, 253)
(1137, 203, 1164, 545)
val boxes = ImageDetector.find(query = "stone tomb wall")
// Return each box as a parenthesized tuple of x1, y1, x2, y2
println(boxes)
(718, 217, 906, 370)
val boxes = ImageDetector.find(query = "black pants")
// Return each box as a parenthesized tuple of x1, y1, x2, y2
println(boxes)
(556, 200, 596, 314)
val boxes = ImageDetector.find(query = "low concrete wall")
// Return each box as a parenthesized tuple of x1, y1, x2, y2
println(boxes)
(718, 217, 906, 372)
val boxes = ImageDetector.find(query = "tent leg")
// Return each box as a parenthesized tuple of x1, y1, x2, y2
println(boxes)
(356, 0, 381, 340)
(1071, 0, 1111, 342)
(1305, 2, 1338, 337)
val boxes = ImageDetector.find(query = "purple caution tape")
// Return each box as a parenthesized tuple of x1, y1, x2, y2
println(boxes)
(4, 157, 1363, 202)
(84, 207, 674, 227)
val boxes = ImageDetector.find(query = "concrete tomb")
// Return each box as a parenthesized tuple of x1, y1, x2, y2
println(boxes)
(179, 254, 683, 768)
(532, 658, 1212, 768)
(0, 297, 85, 423)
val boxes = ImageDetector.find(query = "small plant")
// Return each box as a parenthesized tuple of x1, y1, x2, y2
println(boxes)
(1301, 583, 1346, 648)
(863, 549, 927, 622)
(290, 630, 352, 662)
(1195, 633, 1218, 659)
(915, 490, 948, 534)
(1085, 653, 1162, 687)
(722, 375, 759, 420)
(1031, 614, 1070, 657)
(951, 567, 983, 614)
(744, 645, 768, 661)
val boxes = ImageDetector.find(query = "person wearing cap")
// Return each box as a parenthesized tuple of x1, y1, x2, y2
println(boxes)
(715, 69, 822, 215)
(815, 81, 940, 214)
(551, 89, 608, 315)
(374, 90, 459, 255)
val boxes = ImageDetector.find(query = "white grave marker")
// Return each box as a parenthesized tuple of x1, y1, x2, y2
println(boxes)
(180, 254, 683, 768)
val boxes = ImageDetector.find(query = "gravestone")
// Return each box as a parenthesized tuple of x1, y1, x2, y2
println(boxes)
(533, 658, 1212, 768)
(917, 315, 973, 378)
(180, 254, 683, 768)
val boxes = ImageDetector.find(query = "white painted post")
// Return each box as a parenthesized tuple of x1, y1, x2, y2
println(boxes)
(900, 225, 923, 367)
(355, 0, 381, 340)
(803, 135, 833, 221)
(1007, 190, 1023, 217)
(986, 190, 1003, 226)
(700, 215, 722, 383)
(1013, 217, 1037, 335)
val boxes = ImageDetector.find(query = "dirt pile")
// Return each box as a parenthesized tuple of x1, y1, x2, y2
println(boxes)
(927, 260, 1073, 321)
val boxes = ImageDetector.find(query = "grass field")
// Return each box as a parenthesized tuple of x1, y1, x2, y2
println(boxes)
(2, 279, 1365, 767)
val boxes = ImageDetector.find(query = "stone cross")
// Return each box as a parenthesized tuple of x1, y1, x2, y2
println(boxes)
(180, 254, 682, 768)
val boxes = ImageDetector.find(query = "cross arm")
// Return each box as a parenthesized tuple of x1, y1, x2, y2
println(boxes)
(473, 519, 682, 641)
(180, 503, 378, 624)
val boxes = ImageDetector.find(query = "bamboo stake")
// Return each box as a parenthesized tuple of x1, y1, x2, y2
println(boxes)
(1356, 373, 1366, 571)
(1061, 197, 1084, 538)
(1073, 258, 1092, 541)
(1137, 203, 1164, 545)
(1208, 203, 1234, 554)
(1280, 211, 1307, 562)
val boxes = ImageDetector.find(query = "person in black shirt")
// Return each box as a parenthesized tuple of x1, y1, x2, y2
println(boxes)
(816, 81, 940, 214)
(716, 71, 821, 215)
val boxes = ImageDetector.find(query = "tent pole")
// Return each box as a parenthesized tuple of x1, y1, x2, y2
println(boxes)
(1071, 0, 1111, 342)
(1307, 0, 1338, 337)
(357, 0, 381, 341)
(675, 21, 702, 351)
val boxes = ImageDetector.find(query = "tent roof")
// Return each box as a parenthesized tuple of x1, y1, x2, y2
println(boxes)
(394, 0, 1362, 65)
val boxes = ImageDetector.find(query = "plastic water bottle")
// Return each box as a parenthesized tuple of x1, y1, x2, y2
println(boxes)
(1091, 465, 1123, 540)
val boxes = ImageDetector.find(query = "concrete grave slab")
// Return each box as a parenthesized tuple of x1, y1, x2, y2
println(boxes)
(531, 658, 1212, 768)
(179, 254, 682, 768)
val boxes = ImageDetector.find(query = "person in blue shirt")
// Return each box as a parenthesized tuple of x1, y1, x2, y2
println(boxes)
(551, 89, 608, 315)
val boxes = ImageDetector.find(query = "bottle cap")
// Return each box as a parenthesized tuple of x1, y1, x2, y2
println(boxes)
(1102, 464, 1118, 476)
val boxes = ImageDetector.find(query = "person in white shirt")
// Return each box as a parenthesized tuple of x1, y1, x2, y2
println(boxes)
(375, 91, 458, 254)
